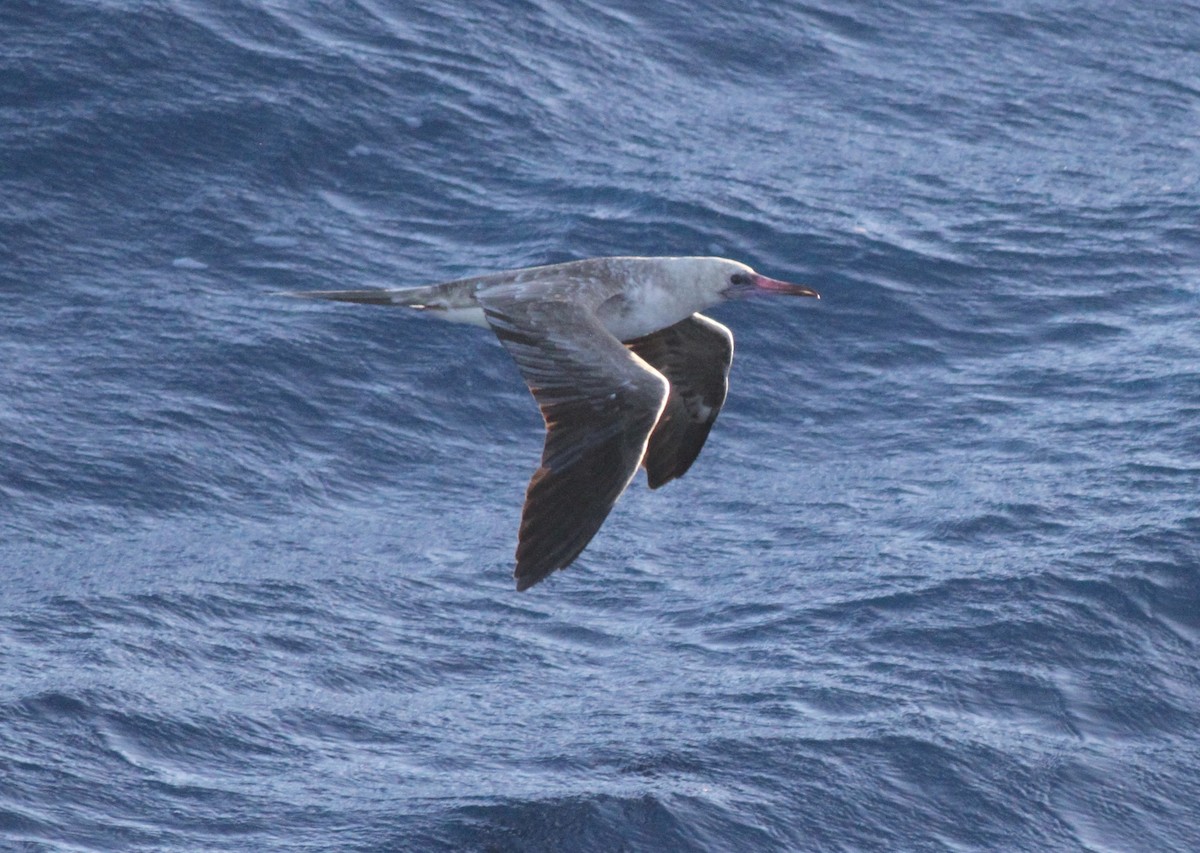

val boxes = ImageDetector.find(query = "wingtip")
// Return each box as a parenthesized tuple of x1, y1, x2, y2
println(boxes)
(514, 553, 568, 592)
(514, 570, 543, 592)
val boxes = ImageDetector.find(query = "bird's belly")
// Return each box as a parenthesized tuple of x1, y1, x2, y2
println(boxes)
(593, 287, 698, 342)
(422, 305, 491, 328)
(602, 307, 692, 342)
(605, 317, 658, 342)
(425, 298, 690, 338)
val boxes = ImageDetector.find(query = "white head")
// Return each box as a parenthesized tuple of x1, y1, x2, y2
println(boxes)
(656, 256, 820, 308)
(587, 256, 820, 340)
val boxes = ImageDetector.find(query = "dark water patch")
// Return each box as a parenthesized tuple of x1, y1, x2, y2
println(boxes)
(435, 793, 723, 853)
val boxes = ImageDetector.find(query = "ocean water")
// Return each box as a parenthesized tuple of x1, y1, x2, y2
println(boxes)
(2, 0, 1198, 850)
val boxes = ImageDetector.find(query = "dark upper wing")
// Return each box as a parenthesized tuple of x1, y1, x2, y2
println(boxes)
(623, 313, 733, 490)
(477, 287, 669, 591)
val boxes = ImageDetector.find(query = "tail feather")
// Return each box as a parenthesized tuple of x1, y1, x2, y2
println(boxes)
(278, 279, 480, 310)
(279, 289, 405, 305)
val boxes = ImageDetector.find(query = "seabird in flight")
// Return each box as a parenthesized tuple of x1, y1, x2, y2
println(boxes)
(286, 256, 819, 590)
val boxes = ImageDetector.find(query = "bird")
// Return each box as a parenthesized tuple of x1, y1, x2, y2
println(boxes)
(286, 256, 819, 590)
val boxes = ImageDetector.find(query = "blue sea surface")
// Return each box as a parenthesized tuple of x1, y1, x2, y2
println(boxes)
(3, 1, 1199, 850)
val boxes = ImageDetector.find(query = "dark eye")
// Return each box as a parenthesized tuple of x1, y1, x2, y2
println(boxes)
(729, 273, 749, 286)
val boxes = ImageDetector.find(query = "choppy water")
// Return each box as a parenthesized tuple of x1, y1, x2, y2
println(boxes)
(3, 1, 1199, 850)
